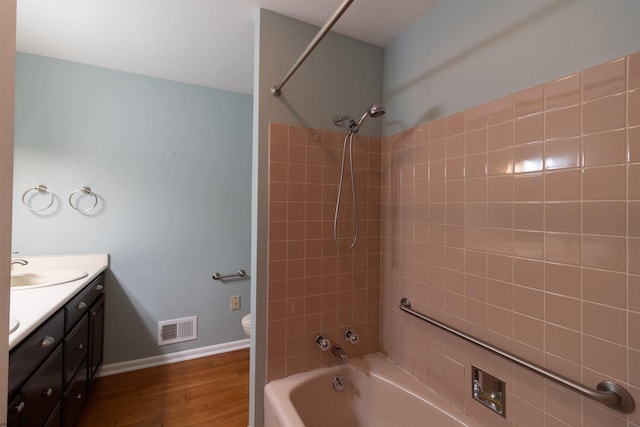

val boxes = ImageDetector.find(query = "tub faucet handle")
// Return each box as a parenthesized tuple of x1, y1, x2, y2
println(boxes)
(315, 335, 331, 351)
(345, 329, 359, 344)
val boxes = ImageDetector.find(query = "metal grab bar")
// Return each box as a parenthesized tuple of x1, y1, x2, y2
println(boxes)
(212, 270, 246, 281)
(271, 0, 353, 96)
(399, 297, 635, 414)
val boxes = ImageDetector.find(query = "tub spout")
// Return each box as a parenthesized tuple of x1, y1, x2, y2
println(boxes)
(331, 344, 348, 363)
(11, 258, 28, 266)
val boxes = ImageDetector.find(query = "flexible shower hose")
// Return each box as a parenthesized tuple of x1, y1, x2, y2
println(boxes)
(333, 131, 359, 251)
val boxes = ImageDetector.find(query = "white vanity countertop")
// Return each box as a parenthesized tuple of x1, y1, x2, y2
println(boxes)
(9, 254, 109, 350)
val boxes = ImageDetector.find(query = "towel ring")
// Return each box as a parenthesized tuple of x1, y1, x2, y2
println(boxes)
(22, 185, 54, 212)
(68, 187, 98, 212)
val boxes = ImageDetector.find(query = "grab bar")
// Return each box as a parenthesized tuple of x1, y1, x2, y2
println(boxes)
(212, 270, 246, 281)
(399, 297, 635, 413)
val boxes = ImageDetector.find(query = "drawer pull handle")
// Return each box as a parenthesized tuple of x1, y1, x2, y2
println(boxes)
(91, 310, 97, 317)
(41, 336, 55, 347)
(12, 401, 25, 413)
(75, 344, 84, 350)
(95, 284, 104, 291)
(77, 302, 87, 310)
(42, 388, 53, 397)
(74, 393, 83, 400)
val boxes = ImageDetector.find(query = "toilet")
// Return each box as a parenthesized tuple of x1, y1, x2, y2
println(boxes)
(242, 314, 251, 338)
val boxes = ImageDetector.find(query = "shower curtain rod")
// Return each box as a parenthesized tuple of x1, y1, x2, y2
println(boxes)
(271, 0, 354, 97)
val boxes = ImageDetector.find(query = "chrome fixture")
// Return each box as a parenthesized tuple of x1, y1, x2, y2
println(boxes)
(68, 186, 99, 213)
(399, 297, 635, 413)
(331, 344, 348, 363)
(332, 374, 347, 392)
(315, 335, 331, 351)
(332, 115, 357, 132)
(10, 258, 28, 266)
(332, 104, 386, 251)
(212, 269, 247, 281)
(354, 103, 386, 133)
(344, 329, 359, 344)
(21, 184, 54, 212)
(271, 0, 354, 97)
(472, 366, 506, 417)
(333, 103, 386, 134)
(9, 316, 19, 334)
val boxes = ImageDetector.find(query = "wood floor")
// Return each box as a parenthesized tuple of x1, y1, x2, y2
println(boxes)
(76, 349, 250, 427)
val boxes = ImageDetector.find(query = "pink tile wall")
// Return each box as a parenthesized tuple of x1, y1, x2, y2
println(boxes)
(267, 124, 381, 381)
(381, 52, 640, 426)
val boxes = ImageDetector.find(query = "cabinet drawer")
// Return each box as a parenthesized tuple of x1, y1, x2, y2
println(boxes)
(8, 310, 64, 395)
(65, 273, 104, 332)
(64, 315, 89, 385)
(8, 345, 63, 427)
(62, 363, 88, 427)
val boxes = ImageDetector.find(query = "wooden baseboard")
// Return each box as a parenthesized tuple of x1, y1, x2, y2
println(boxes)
(96, 338, 250, 377)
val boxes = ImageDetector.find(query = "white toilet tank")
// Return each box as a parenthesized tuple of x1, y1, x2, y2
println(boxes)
(242, 314, 251, 338)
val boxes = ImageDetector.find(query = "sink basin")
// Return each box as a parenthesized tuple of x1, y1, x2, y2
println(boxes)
(11, 269, 88, 290)
(9, 316, 19, 334)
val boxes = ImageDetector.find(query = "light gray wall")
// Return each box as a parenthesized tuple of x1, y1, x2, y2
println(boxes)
(383, 0, 640, 135)
(250, 9, 383, 426)
(13, 53, 253, 364)
(257, 11, 384, 136)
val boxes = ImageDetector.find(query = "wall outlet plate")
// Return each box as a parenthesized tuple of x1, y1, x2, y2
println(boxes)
(230, 295, 241, 310)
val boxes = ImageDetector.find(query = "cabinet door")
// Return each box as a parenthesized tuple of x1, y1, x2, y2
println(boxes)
(8, 345, 63, 427)
(64, 315, 89, 386)
(62, 363, 87, 427)
(89, 294, 105, 386)
(43, 402, 61, 427)
(9, 310, 64, 395)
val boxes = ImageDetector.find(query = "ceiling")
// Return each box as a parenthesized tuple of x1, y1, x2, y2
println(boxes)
(16, 0, 439, 94)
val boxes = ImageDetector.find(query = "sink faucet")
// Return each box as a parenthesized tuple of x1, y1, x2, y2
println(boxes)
(331, 344, 348, 363)
(11, 258, 28, 266)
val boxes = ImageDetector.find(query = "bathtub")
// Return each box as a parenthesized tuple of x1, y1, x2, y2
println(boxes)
(264, 353, 479, 427)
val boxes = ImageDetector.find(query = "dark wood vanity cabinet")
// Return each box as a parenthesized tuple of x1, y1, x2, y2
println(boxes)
(88, 294, 105, 390)
(7, 346, 63, 427)
(7, 273, 105, 427)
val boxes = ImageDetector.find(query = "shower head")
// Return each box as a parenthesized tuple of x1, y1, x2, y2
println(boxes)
(368, 103, 386, 118)
(354, 103, 386, 133)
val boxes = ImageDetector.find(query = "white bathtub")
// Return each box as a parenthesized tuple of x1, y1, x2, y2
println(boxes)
(264, 353, 480, 427)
